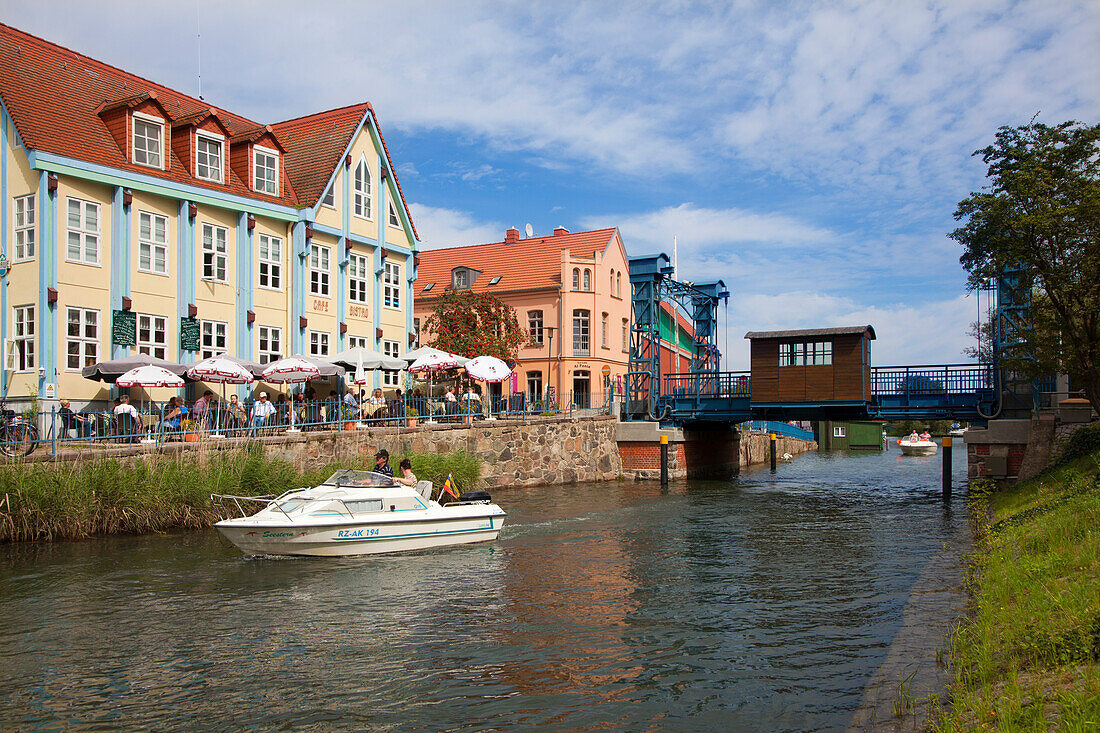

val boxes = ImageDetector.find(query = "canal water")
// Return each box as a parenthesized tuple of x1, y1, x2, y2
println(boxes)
(0, 446, 970, 732)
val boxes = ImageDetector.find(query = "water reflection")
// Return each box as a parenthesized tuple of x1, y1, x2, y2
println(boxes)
(0, 447, 970, 731)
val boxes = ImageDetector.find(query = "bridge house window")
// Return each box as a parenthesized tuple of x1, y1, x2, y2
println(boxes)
(779, 340, 832, 366)
(573, 309, 590, 356)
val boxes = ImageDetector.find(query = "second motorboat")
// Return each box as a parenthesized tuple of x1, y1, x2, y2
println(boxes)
(212, 470, 506, 557)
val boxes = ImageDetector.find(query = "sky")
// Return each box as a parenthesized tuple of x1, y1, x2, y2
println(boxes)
(5, 0, 1098, 367)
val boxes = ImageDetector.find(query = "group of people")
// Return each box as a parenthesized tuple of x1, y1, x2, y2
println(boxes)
(370, 448, 418, 487)
(907, 429, 934, 443)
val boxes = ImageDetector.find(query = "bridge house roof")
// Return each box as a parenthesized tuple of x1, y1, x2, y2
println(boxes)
(744, 325, 876, 340)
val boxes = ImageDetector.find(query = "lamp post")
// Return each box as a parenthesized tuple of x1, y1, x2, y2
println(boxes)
(545, 326, 555, 407)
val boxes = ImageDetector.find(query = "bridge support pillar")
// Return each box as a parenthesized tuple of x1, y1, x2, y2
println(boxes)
(616, 422, 740, 480)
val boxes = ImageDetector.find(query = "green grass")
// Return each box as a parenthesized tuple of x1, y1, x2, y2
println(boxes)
(931, 439, 1100, 731)
(0, 444, 482, 542)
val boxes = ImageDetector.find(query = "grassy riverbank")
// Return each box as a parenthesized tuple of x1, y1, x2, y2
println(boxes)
(933, 434, 1100, 730)
(0, 445, 481, 542)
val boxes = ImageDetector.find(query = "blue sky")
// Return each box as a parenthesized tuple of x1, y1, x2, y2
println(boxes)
(6, 0, 1098, 366)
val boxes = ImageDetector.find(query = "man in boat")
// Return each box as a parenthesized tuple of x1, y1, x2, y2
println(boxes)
(908, 430, 920, 442)
(920, 429, 933, 442)
(374, 448, 394, 477)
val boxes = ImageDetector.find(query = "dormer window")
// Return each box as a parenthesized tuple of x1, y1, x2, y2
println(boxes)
(196, 132, 223, 183)
(453, 269, 469, 290)
(132, 113, 164, 168)
(253, 146, 279, 195)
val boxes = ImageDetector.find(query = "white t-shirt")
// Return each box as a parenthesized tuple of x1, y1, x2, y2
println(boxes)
(253, 400, 276, 419)
(113, 403, 139, 418)
(445, 391, 457, 402)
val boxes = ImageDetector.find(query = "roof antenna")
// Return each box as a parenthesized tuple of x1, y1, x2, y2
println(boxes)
(196, 3, 204, 100)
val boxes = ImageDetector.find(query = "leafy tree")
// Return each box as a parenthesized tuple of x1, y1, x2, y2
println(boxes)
(951, 119, 1100, 413)
(423, 290, 528, 361)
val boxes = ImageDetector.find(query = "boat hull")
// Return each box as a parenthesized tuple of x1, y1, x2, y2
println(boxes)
(898, 440, 938, 456)
(216, 512, 504, 557)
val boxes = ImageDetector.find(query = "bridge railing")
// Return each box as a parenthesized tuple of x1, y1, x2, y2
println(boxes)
(870, 363, 995, 400)
(663, 371, 751, 399)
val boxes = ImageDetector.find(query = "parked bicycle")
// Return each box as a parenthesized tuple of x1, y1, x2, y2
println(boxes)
(0, 401, 39, 457)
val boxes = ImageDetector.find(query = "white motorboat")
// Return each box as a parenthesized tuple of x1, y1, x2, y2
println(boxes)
(896, 438, 938, 456)
(212, 470, 505, 557)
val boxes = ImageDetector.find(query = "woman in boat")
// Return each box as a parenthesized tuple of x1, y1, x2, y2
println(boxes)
(919, 429, 932, 442)
(393, 458, 417, 487)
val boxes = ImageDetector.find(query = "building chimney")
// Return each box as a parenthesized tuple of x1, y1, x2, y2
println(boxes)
(553, 226, 569, 236)
(504, 227, 519, 244)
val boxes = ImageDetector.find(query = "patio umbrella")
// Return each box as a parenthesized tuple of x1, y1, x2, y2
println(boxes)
(464, 356, 513, 383)
(408, 352, 460, 424)
(115, 365, 185, 443)
(403, 346, 469, 367)
(260, 356, 343, 432)
(185, 353, 266, 379)
(327, 347, 406, 372)
(186, 357, 255, 437)
(82, 354, 186, 382)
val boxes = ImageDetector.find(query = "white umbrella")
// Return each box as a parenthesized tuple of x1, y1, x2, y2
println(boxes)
(116, 365, 185, 443)
(261, 356, 324, 432)
(408, 352, 460, 424)
(464, 356, 513, 383)
(186, 357, 255, 437)
(403, 346, 469, 367)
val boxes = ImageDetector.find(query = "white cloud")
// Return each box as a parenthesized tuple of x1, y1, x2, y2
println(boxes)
(408, 203, 504, 250)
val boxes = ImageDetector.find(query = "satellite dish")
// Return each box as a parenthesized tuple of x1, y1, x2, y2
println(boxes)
(525, 223, 534, 238)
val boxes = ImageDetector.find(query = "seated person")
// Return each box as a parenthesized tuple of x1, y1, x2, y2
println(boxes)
(157, 396, 187, 433)
(275, 394, 290, 425)
(252, 391, 276, 428)
(342, 389, 361, 418)
(461, 386, 482, 414)
(225, 394, 247, 427)
(113, 395, 143, 440)
(373, 448, 394, 478)
(392, 458, 417, 487)
(368, 388, 387, 418)
(58, 399, 92, 438)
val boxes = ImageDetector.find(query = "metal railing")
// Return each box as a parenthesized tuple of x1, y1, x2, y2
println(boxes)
(870, 364, 995, 399)
(663, 371, 752, 399)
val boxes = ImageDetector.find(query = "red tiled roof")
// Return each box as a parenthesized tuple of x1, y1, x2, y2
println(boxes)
(415, 228, 618, 297)
(272, 103, 418, 239)
(0, 22, 301, 206)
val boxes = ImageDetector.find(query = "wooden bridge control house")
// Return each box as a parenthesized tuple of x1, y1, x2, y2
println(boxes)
(745, 326, 876, 418)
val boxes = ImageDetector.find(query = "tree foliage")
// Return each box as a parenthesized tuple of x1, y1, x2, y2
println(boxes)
(423, 290, 528, 361)
(950, 119, 1100, 412)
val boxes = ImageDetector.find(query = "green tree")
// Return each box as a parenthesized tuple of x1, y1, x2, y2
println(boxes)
(951, 119, 1100, 413)
(423, 290, 527, 361)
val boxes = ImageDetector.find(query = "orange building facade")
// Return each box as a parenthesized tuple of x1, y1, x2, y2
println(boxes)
(414, 227, 632, 407)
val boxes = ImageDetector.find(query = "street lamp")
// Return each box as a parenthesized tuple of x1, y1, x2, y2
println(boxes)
(545, 326, 555, 406)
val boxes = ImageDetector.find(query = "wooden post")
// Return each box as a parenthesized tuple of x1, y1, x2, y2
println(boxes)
(770, 432, 777, 471)
(942, 435, 952, 499)
(660, 435, 669, 488)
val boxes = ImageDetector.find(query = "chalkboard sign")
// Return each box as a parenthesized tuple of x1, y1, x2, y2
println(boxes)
(180, 317, 201, 352)
(112, 309, 136, 346)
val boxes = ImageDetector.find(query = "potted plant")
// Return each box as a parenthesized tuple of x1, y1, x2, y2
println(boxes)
(342, 404, 358, 431)
(181, 418, 200, 443)
(406, 408, 419, 428)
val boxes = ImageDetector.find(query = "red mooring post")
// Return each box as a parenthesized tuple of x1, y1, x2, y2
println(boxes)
(942, 435, 952, 500)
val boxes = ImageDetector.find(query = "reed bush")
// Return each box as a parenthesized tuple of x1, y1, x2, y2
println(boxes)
(931, 449, 1100, 730)
(0, 444, 483, 543)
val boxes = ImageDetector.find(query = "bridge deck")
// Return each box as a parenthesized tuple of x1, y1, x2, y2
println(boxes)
(659, 364, 996, 423)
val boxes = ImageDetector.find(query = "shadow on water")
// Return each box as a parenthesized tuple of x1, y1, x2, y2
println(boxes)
(0, 446, 971, 731)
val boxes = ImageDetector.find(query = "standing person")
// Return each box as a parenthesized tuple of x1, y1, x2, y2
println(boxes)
(252, 392, 276, 428)
(373, 448, 393, 477)
(392, 458, 417, 487)
(226, 393, 246, 429)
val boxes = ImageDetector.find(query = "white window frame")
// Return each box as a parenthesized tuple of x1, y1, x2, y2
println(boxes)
(200, 319, 228, 360)
(833, 425, 847, 438)
(132, 111, 164, 169)
(601, 312, 609, 348)
(257, 234, 282, 291)
(383, 261, 401, 310)
(195, 131, 224, 183)
(137, 210, 169, 275)
(309, 330, 330, 357)
(201, 223, 228, 282)
(310, 244, 331, 297)
(573, 309, 590, 356)
(348, 253, 369, 303)
(583, 269, 591, 291)
(347, 335, 370, 350)
(382, 339, 401, 387)
(388, 200, 400, 227)
(65, 197, 101, 265)
(528, 310, 544, 345)
(453, 269, 469, 290)
(527, 371, 543, 400)
(13, 194, 35, 262)
(572, 268, 580, 289)
(258, 325, 282, 365)
(137, 313, 168, 360)
(321, 183, 336, 209)
(13, 304, 35, 371)
(353, 157, 372, 220)
(253, 145, 279, 196)
(65, 307, 99, 371)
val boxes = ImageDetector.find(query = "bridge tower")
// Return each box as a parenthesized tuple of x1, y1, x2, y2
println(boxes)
(626, 254, 728, 420)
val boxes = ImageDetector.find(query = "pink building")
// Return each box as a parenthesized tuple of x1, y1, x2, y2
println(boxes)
(415, 227, 631, 406)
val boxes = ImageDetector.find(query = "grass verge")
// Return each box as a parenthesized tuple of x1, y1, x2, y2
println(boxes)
(0, 444, 482, 542)
(931, 444, 1100, 730)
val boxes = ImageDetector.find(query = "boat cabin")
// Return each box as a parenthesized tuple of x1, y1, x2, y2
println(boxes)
(745, 325, 875, 415)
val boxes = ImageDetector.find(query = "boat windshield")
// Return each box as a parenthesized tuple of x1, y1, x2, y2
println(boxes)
(323, 470, 396, 488)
